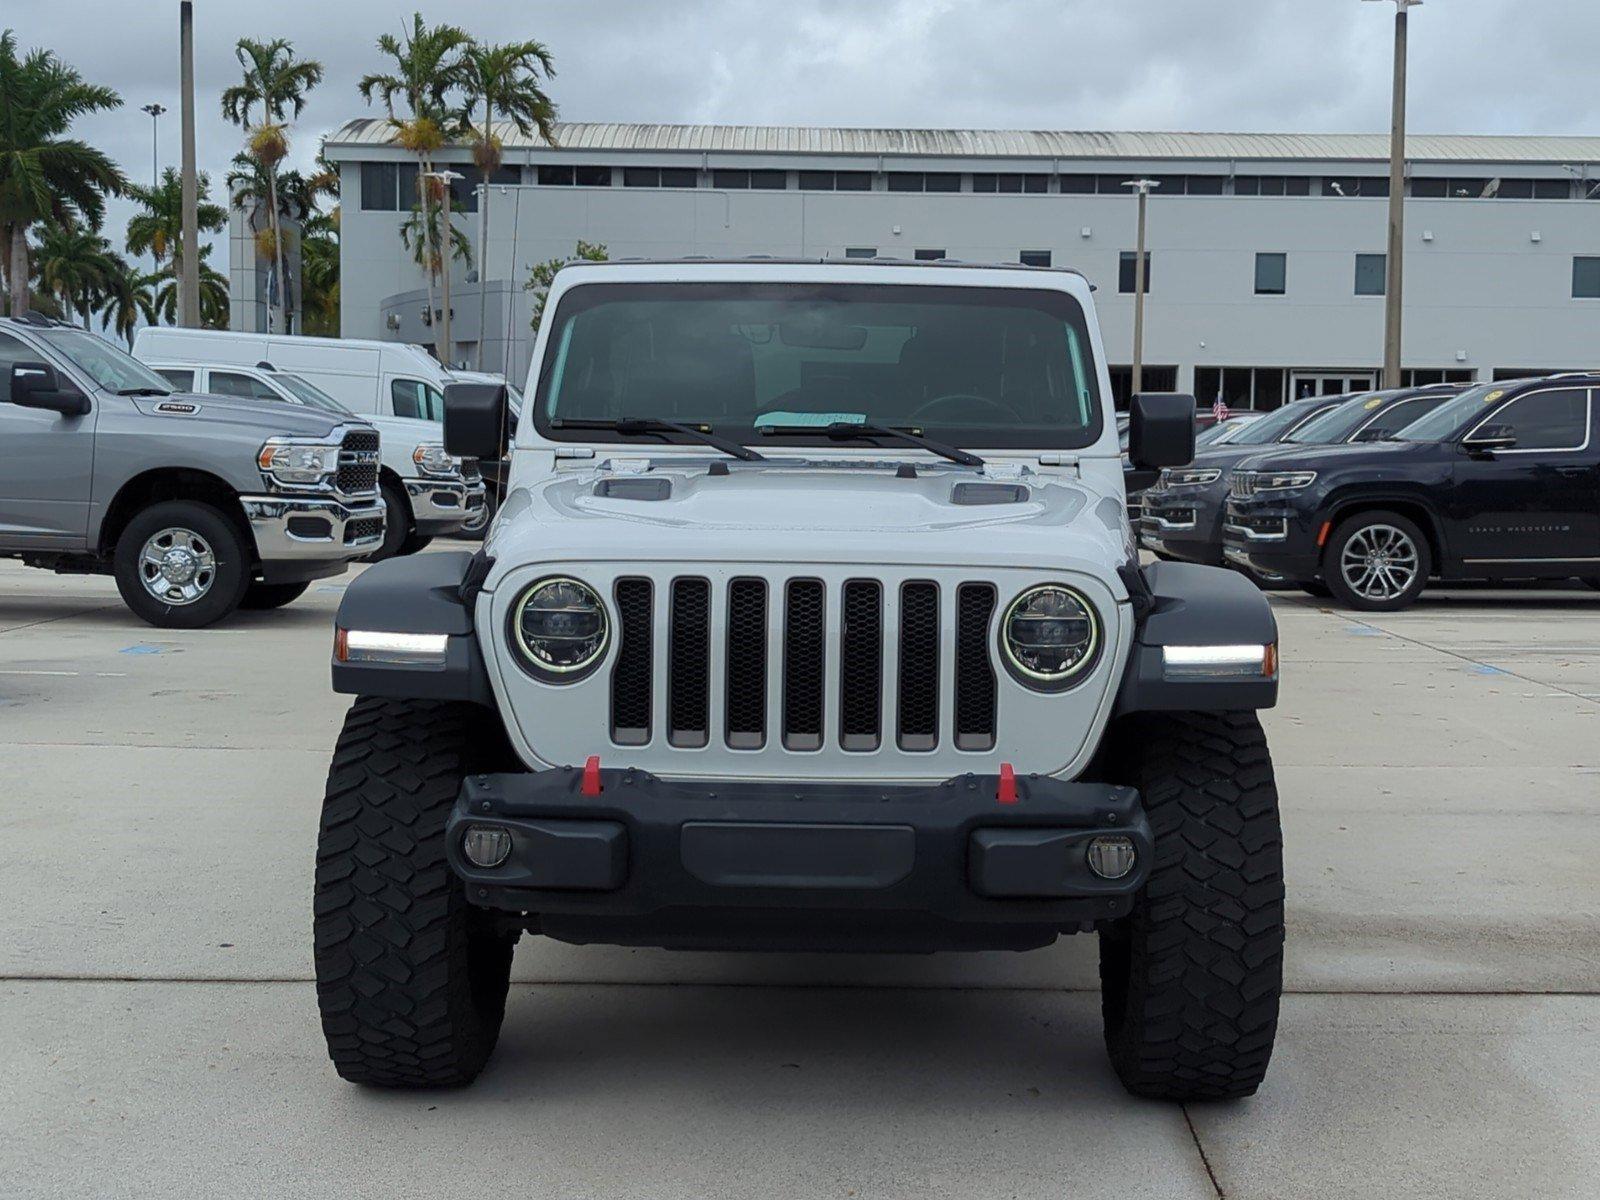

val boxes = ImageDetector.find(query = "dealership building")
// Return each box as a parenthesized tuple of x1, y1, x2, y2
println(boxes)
(319, 120, 1600, 405)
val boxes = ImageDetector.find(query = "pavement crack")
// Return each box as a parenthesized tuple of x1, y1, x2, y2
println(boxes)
(1183, 1104, 1226, 1198)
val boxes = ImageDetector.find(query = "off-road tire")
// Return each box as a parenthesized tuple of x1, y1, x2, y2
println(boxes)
(314, 697, 518, 1087)
(1322, 510, 1432, 612)
(1098, 711, 1285, 1101)
(112, 500, 250, 629)
(366, 479, 412, 562)
(399, 532, 434, 556)
(1298, 580, 1334, 599)
(238, 580, 310, 610)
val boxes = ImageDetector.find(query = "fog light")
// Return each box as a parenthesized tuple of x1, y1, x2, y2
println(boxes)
(462, 825, 512, 869)
(1086, 835, 1137, 880)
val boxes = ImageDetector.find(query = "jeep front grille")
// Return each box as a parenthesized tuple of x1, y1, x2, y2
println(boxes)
(337, 428, 380, 498)
(609, 574, 1000, 755)
(1229, 471, 1257, 501)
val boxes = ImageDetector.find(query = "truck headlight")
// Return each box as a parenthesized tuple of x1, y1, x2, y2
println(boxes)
(1253, 470, 1317, 493)
(258, 438, 339, 487)
(1000, 584, 1101, 691)
(1164, 468, 1222, 487)
(412, 442, 460, 478)
(508, 577, 609, 682)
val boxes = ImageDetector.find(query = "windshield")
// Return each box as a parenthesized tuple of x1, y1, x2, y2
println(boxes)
(38, 329, 171, 394)
(1394, 383, 1504, 441)
(1196, 418, 1255, 447)
(1285, 394, 1386, 444)
(277, 373, 351, 414)
(1228, 401, 1326, 446)
(534, 282, 1105, 450)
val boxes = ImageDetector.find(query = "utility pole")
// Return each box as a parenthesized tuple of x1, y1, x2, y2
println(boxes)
(476, 182, 489, 371)
(1367, 0, 1421, 389)
(425, 169, 463, 365)
(178, 1, 200, 327)
(140, 103, 167, 187)
(1122, 179, 1159, 396)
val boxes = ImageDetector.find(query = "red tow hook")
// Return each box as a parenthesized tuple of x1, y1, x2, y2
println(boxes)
(581, 754, 603, 797)
(997, 762, 1019, 805)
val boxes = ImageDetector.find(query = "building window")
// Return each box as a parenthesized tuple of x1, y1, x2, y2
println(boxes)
(1255, 253, 1287, 296)
(537, 164, 574, 186)
(1327, 177, 1390, 198)
(575, 165, 611, 187)
(973, 173, 1048, 194)
(1573, 257, 1600, 298)
(887, 172, 923, 193)
(914, 249, 945, 261)
(1355, 254, 1387, 296)
(1119, 251, 1151, 295)
(844, 247, 876, 259)
(1234, 175, 1312, 197)
(801, 170, 872, 192)
(886, 172, 960, 194)
(1059, 174, 1096, 194)
(538, 165, 612, 187)
(713, 169, 787, 189)
(1107, 365, 1179, 409)
(359, 161, 420, 211)
(623, 166, 697, 188)
(1193, 367, 1288, 412)
(1402, 368, 1477, 386)
(1020, 250, 1052, 267)
(1185, 176, 1226, 196)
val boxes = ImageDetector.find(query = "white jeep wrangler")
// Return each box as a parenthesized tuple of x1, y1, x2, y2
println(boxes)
(315, 259, 1285, 1101)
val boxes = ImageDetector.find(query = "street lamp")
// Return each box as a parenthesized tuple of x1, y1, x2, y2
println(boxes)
(423, 169, 465, 364)
(1121, 179, 1160, 396)
(139, 103, 167, 187)
(1364, 0, 1422, 389)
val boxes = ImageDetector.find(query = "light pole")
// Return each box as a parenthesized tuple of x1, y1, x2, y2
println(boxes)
(178, 1, 200, 328)
(1365, 0, 1421, 389)
(424, 169, 464, 364)
(139, 103, 167, 187)
(1122, 179, 1159, 396)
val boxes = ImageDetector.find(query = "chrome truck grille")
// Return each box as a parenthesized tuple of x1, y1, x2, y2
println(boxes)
(336, 429, 381, 498)
(486, 563, 1128, 783)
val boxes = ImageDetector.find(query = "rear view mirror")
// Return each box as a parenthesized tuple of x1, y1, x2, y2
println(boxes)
(1127, 393, 1196, 470)
(8, 361, 89, 417)
(443, 382, 510, 460)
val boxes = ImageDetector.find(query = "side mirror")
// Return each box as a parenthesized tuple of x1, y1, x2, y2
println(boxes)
(443, 382, 509, 460)
(9, 361, 89, 417)
(1463, 425, 1517, 455)
(1127, 392, 1196, 470)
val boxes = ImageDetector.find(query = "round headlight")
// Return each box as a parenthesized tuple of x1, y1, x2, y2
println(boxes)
(508, 577, 609, 681)
(1001, 584, 1101, 690)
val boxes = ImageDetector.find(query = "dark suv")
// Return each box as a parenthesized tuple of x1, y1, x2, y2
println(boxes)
(1141, 386, 1462, 577)
(1223, 376, 1600, 610)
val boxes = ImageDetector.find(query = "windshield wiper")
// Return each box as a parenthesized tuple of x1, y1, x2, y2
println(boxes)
(552, 417, 765, 462)
(116, 387, 172, 397)
(760, 422, 984, 467)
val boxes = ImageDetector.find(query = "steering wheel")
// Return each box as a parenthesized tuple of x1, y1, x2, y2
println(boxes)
(908, 393, 1023, 426)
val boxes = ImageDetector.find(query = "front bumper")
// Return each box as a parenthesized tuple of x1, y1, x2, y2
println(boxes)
(1139, 488, 1227, 565)
(1221, 497, 1322, 580)
(240, 493, 386, 568)
(406, 477, 487, 535)
(447, 766, 1152, 952)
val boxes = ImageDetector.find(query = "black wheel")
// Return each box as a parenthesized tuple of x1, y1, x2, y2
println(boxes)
(1098, 711, 1285, 1101)
(1322, 510, 1431, 612)
(1298, 580, 1334, 599)
(314, 697, 518, 1088)
(112, 500, 251, 629)
(365, 479, 412, 562)
(239, 581, 310, 610)
(399, 532, 434, 556)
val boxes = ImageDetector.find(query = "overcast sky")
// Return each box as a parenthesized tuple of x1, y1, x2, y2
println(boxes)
(8, 0, 1600, 263)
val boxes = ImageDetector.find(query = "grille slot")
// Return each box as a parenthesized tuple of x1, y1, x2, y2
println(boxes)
(897, 582, 940, 751)
(611, 578, 653, 745)
(336, 428, 380, 497)
(668, 578, 711, 748)
(342, 516, 383, 545)
(725, 579, 768, 749)
(839, 581, 883, 751)
(954, 584, 998, 751)
(783, 580, 826, 751)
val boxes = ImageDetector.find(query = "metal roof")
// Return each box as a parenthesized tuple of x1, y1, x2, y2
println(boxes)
(327, 119, 1600, 164)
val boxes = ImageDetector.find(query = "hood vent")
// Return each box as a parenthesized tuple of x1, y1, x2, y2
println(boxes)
(950, 482, 1029, 506)
(595, 477, 672, 501)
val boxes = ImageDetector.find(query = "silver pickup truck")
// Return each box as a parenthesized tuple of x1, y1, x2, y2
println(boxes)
(0, 313, 385, 628)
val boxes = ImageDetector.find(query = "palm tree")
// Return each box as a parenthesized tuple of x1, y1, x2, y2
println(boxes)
(460, 39, 557, 368)
(153, 243, 229, 329)
(399, 197, 471, 317)
(359, 14, 472, 360)
(125, 166, 226, 275)
(101, 256, 158, 347)
(34, 221, 119, 327)
(221, 37, 324, 334)
(0, 30, 126, 316)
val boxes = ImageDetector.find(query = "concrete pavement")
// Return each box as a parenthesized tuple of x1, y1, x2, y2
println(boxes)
(2, 559, 1597, 1197)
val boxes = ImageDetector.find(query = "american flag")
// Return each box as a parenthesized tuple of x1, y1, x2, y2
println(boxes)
(1212, 393, 1231, 423)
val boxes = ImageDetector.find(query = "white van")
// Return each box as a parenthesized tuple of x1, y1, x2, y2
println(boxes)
(131, 327, 453, 424)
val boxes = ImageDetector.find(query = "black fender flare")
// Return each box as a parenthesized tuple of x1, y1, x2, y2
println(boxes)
(1114, 560, 1279, 714)
(330, 549, 495, 705)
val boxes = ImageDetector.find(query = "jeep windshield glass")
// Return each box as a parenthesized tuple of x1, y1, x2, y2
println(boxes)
(277, 373, 352, 414)
(37, 328, 171, 395)
(533, 282, 1104, 451)
(1391, 382, 1501, 441)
